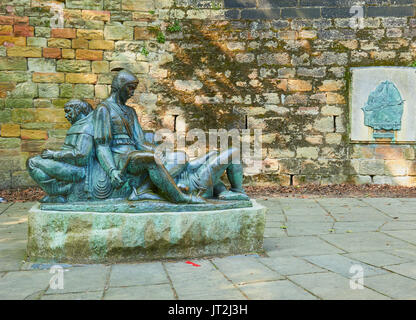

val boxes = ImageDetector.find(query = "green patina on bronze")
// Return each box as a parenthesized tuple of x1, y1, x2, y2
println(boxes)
(362, 80, 404, 140)
(27, 70, 251, 211)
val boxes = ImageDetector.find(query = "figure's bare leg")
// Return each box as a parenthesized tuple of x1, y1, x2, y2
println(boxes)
(201, 148, 249, 200)
(126, 151, 205, 204)
(27, 156, 79, 201)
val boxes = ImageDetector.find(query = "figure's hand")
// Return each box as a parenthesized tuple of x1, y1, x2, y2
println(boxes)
(110, 170, 125, 188)
(41, 149, 55, 159)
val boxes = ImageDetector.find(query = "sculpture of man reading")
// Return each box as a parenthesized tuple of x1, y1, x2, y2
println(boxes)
(93, 69, 205, 204)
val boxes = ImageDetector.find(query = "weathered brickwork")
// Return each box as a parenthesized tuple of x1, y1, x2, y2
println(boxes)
(1, 0, 416, 189)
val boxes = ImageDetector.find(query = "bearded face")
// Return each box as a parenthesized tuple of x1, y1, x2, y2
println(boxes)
(118, 82, 138, 105)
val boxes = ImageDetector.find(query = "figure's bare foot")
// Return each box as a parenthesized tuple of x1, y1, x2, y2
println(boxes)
(218, 190, 249, 201)
(128, 189, 165, 201)
(182, 194, 206, 204)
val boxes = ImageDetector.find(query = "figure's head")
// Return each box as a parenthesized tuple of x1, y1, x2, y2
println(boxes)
(111, 69, 138, 104)
(64, 99, 93, 124)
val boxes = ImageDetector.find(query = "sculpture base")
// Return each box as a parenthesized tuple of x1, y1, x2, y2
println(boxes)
(27, 200, 266, 264)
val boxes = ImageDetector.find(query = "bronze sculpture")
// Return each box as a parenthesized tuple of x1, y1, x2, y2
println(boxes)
(27, 69, 249, 206)
(27, 99, 94, 203)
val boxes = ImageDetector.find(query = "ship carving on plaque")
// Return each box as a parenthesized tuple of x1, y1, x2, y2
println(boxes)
(362, 80, 404, 141)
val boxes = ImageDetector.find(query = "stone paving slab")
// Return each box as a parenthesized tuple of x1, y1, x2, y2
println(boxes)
(238, 279, 318, 300)
(164, 259, 245, 300)
(363, 273, 416, 299)
(0, 270, 51, 300)
(344, 251, 411, 267)
(284, 222, 334, 236)
(303, 254, 387, 278)
(264, 227, 287, 238)
(0, 203, 12, 215)
(41, 291, 103, 300)
(258, 256, 326, 276)
(211, 256, 284, 285)
(320, 232, 414, 253)
(381, 221, 416, 231)
(382, 230, 416, 245)
(46, 265, 109, 295)
(109, 262, 169, 288)
(104, 284, 175, 300)
(288, 272, 390, 300)
(264, 236, 345, 257)
(384, 262, 416, 280)
(333, 221, 386, 233)
(317, 198, 369, 208)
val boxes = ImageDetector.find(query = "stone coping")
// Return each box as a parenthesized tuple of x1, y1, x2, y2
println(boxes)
(39, 199, 253, 213)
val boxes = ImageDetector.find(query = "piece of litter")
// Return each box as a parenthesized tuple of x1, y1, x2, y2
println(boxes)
(0, 198, 6, 203)
(185, 261, 201, 267)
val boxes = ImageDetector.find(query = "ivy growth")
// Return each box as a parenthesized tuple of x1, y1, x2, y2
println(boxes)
(167, 20, 181, 33)
(157, 31, 166, 43)
(141, 45, 149, 57)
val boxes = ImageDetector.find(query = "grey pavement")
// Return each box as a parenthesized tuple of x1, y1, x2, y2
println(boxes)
(0, 198, 416, 300)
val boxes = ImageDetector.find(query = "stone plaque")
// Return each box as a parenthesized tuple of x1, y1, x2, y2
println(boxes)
(350, 67, 416, 143)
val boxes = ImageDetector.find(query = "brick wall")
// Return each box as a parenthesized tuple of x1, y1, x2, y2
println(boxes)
(1, 0, 416, 189)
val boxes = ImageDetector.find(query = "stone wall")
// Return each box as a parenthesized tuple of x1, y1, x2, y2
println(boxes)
(1, 0, 416, 189)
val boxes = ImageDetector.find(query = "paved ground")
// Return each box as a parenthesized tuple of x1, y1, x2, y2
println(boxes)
(0, 198, 415, 300)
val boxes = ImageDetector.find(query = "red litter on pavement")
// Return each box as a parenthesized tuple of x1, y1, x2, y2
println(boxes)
(185, 261, 201, 267)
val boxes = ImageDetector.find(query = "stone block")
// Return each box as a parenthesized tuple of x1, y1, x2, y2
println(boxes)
(0, 57, 27, 71)
(89, 40, 114, 50)
(66, 73, 98, 84)
(33, 72, 65, 83)
(296, 147, 319, 160)
(104, 25, 133, 40)
(122, 0, 155, 11)
(76, 29, 104, 40)
(57, 60, 91, 73)
(288, 79, 312, 92)
(62, 49, 76, 59)
(360, 160, 385, 175)
(13, 25, 34, 37)
(38, 83, 60, 98)
(72, 38, 89, 49)
(43, 48, 62, 59)
(134, 27, 154, 40)
(0, 170, 11, 189)
(27, 37, 47, 47)
(12, 170, 38, 188)
(28, 58, 56, 73)
(5, 98, 33, 109)
(82, 10, 111, 21)
(21, 129, 48, 140)
(10, 82, 38, 98)
(318, 80, 344, 92)
(47, 38, 72, 49)
(174, 80, 203, 93)
(74, 84, 95, 98)
(0, 137, 21, 149)
(0, 124, 20, 137)
(92, 61, 109, 73)
(27, 200, 266, 263)
(76, 49, 103, 61)
(51, 28, 77, 39)
(0, 36, 26, 47)
(7, 47, 42, 58)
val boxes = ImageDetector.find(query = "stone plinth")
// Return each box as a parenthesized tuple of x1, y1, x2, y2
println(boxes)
(27, 200, 266, 264)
